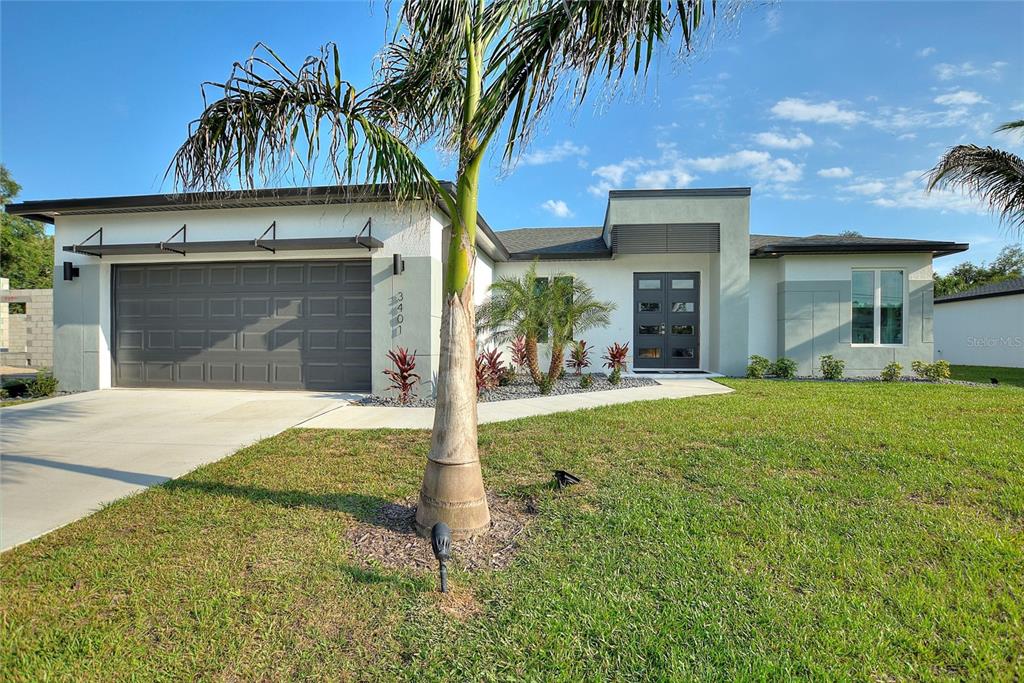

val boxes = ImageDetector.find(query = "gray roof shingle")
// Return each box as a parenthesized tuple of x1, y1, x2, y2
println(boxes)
(934, 276, 1024, 304)
(497, 228, 967, 260)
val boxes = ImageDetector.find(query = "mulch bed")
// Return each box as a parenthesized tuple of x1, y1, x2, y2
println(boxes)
(344, 491, 538, 574)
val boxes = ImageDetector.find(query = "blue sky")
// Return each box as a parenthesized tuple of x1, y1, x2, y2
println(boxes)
(2, 1, 1022, 272)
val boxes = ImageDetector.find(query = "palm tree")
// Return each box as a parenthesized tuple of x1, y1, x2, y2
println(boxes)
(544, 278, 615, 382)
(476, 263, 549, 384)
(169, 1, 725, 539)
(927, 120, 1024, 234)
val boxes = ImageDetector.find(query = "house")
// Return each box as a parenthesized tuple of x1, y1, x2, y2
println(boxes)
(5, 185, 968, 396)
(934, 276, 1024, 368)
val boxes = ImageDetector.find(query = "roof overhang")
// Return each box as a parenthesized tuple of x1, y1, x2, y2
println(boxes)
(750, 242, 969, 259)
(4, 181, 509, 262)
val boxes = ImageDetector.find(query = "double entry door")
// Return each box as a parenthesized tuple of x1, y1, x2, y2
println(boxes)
(633, 272, 700, 370)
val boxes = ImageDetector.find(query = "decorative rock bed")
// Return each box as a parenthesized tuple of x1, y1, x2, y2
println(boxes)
(360, 372, 660, 408)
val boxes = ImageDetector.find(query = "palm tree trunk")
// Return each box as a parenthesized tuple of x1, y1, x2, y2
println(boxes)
(547, 343, 565, 381)
(415, 11, 490, 540)
(525, 335, 543, 384)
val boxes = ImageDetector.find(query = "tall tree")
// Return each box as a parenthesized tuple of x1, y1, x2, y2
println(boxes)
(170, 0, 727, 538)
(1, 166, 54, 291)
(927, 120, 1024, 235)
(933, 244, 1024, 296)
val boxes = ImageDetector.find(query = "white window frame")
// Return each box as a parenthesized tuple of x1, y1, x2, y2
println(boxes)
(851, 268, 907, 347)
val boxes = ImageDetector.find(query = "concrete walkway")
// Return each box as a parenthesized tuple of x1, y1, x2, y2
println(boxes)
(1, 388, 352, 551)
(300, 378, 732, 430)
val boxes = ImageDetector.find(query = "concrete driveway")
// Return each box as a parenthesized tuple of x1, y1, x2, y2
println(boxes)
(0, 388, 355, 551)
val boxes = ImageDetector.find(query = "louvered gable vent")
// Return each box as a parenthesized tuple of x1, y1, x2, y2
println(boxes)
(611, 223, 720, 254)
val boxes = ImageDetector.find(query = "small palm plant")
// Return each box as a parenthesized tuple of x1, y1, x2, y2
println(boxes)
(927, 120, 1024, 234)
(476, 262, 551, 385)
(566, 340, 593, 376)
(383, 347, 420, 404)
(544, 279, 615, 382)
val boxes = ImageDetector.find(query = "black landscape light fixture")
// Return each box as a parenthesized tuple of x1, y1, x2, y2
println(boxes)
(62, 261, 80, 281)
(431, 522, 451, 593)
(553, 470, 581, 489)
(393, 253, 405, 275)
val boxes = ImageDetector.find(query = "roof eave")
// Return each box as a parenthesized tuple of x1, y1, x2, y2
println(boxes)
(750, 242, 969, 258)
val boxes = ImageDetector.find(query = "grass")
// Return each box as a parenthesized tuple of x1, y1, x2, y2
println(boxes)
(950, 364, 1024, 389)
(2, 380, 1023, 680)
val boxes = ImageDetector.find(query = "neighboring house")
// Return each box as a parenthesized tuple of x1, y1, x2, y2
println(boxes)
(5, 185, 967, 396)
(934, 277, 1024, 368)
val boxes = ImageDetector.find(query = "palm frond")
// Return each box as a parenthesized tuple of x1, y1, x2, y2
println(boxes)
(994, 119, 1024, 136)
(169, 42, 439, 200)
(476, 0, 723, 163)
(927, 144, 1024, 232)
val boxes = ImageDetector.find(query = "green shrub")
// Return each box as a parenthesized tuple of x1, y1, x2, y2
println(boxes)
(2, 379, 30, 399)
(746, 355, 772, 379)
(880, 362, 903, 382)
(538, 376, 555, 395)
(608, 368, 622, 386)
(911, 360, 952, 381)
(580, 374, 594, 389)
(770, 357, 798, 379)
(818, 354, 845, 380)
(0, 387, 8, 400)
(498, 367, 515, 386)
(27, 369, 59, 398)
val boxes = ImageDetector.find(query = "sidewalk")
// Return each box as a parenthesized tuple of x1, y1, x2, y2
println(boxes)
(298, 378, 733, 430)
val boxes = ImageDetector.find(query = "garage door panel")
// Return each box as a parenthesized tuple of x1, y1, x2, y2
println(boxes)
(114, 260, 370, 390)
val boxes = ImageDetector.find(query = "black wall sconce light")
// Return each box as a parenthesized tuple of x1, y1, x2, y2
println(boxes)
(63, 261, 80, 281)
(393, 253, 405, 276)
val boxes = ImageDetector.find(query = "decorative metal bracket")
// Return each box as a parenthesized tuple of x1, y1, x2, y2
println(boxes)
(253, 221, 277, 254)
(355, 217, 373, 251)
(158, 224, 188, 256)
(71, 227, 104, 257)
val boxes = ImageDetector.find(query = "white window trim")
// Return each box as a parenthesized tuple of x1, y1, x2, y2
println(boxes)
(851, 268, 907, 347)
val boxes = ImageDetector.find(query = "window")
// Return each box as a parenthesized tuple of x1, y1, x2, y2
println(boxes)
(638, 278, 661, 290)
(671, 279, 694, 289)
(638, 347, 661, 359)
(638, 324, 664, 335)
(672, 348, 695, 358)
(671, 324, 694, 335)
(671, 302, 694, 313)
(852, 269, 904, 345)
(639, 302, 660, 313)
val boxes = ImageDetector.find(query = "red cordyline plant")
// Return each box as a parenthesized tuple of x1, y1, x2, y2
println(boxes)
(476, 351, 500, 394)
(383, 347, 420, 404)
(481, 347, 506, 381)
(566, 340, 592, 375)
(510, 336, 529, 371)
(602, 342, 630, 372)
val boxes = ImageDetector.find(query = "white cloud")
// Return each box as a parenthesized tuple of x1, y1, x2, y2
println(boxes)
(845, 181, 887, 196)
(753, 131, 814, 149)
(540, 199, 573, 218)
(846, 170, 988, 215)
(522, 140, 589, 166)
(916, 47, 937, 58)
(589, 145, 803, 195)
(897, 133, 917, 141)
(770, 98, 862, 125)
(934, 61, 1006, 81)
(1012, 101, 1024, 113)
(817, 166, 853, 179)
(933, 90, 986, 106)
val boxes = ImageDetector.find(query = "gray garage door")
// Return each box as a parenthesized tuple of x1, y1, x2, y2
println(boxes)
(113, 260, 371, 391)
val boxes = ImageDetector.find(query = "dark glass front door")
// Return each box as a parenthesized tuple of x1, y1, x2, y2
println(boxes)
(633, 272, 700, 369)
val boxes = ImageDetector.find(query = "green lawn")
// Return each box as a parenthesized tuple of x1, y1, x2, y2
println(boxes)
(950, 364, 1024, 389)
(3, 381, 1023, 680)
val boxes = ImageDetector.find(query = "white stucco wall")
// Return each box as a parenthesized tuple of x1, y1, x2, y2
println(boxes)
(935, 294, 1024, 367)
(52, 201, 442, 396)
(748, 259, 779, 359)
(492, 253, 714, 372)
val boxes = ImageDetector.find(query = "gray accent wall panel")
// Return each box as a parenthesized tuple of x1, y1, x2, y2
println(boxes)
(113, 260, 371, 390)
(778, 277, 935, 376)
(612, 223, 720, 254)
